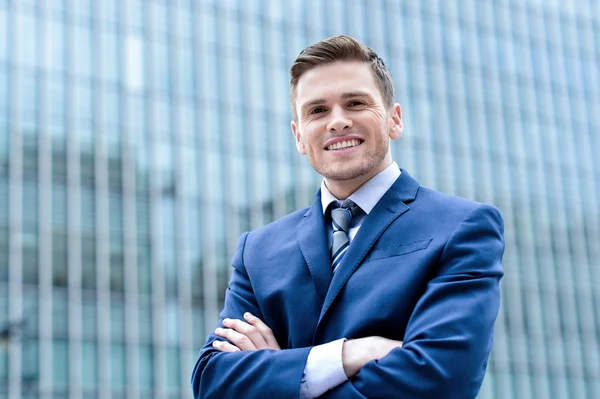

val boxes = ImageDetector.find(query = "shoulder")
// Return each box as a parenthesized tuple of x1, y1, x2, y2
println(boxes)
(412, 185, 503, 229)
(242, 206, 310, 248)
(231, 206, 310, 269)
(393, 169, 501, 221)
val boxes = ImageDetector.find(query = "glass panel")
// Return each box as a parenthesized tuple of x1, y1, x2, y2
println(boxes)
(0, 227, 7, 282)
(137, 243, 151, 296)
(52, 289, 68, 337)
(73, 24, 93, 78)
(21, 287, 38, 334)
(47, 17, 65, 72)
(22, 180, 38, 284)
(110, 343, 125, 388)
(164, 299, 179, 346)
(0, 351, 6, 393)
(165, 346, 180, 389)
(17, 11, 37, 68)
(0, 68, 7, 126)
(123, 35, 145, 92)
(81, 296, 97, 340)
(138, 296, 152, 343)
(52, 339, 69, 388)
(21, 338, 38, 383)
(138, 344, 153, 389)
(0, 7, 7, 62)
(82, 341, 97, 387)
(81, 234, 96, 290)
(18, 72, 37, 129)
(110, 300, 124, 341)
(191, 305, 205, 347)
(52, 231, 68, 287)
(99, 29, 119, 82)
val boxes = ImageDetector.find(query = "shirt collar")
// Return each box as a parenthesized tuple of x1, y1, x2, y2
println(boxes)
(321, 162, 401, 215)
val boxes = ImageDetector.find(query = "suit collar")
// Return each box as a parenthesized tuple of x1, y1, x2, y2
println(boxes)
(389, 168, 420, 203)
(297, 190, 332, 307)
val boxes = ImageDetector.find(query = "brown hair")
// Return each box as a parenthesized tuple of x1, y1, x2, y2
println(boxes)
(290, 35, 395, 119)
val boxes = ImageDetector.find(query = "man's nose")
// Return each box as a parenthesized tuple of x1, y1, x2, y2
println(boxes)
(327, 106, 353, 133)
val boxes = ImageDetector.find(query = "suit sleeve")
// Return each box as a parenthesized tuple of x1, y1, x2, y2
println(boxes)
(191, 232, 312, 399)
(320, 204, 505, 399)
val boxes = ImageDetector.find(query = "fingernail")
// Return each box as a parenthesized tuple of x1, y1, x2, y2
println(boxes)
(215, 328, 222, 333)
(212, 341, 220, 347)
(244, 312, 252, 319)
(223, 318, 230, 324)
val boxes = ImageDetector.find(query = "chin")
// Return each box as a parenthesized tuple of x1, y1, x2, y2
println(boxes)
(317, 153, 389, 182)
(319, 165, 372, 182)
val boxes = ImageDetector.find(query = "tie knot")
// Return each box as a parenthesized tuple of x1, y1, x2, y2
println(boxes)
(329, 200, 362, 230)
(340, 199, 356, 209)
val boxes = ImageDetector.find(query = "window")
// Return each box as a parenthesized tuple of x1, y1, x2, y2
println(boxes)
(138, 344, 153, 389)
(165, 346, 180, 389)
(0, 7, 8, 62)
(81, 341, 97, 387)
(17, 11, 37, 68)
(124, 35, 145, 92)
(47, 18, 65, 72)
(72, 24, 93, 78)
(99, 29, 119, 82)
(110, 343, 126, 387)
(52, 339, 69, 387)
(52, 232, 68, 287)
(110, 300, 125, 341)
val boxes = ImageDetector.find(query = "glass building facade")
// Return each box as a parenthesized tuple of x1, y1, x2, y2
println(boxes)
(0, 0, 598, 397)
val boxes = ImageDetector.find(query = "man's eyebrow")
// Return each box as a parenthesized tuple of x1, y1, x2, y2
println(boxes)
(300, 98, 326, 112)
(300, 92, 374, 112)
(341, 91, 373, 99)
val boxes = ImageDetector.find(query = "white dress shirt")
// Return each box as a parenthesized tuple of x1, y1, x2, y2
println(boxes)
(299, 162, 401, 398)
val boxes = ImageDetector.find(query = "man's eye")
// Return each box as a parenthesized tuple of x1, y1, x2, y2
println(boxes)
(310, 107, 326, 114)
(348, 101, 365, 107)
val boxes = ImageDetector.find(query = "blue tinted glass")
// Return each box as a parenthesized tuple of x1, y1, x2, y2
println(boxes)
(0, 7, 7, 61)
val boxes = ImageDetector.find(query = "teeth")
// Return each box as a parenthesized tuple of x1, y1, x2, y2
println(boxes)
(327, 139, 361, 151)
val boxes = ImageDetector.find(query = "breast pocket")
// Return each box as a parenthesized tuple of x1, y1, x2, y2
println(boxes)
(367, 238, 432, 262)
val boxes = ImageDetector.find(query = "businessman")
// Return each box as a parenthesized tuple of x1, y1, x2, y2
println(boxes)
(191, 35, 505, 398)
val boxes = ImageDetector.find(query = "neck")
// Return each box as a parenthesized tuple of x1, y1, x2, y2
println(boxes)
(325, 159, 392, 200)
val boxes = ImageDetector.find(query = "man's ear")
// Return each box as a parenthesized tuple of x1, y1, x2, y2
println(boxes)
(291, 120, 307, 154)
(389, 103, 403, 140)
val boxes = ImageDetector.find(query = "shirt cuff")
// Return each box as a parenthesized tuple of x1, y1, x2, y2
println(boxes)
(299, 338, 348, 399)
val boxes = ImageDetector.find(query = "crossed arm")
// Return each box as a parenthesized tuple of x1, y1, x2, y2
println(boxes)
(191, 204, 505, 398)
(213, 312, 403, 379)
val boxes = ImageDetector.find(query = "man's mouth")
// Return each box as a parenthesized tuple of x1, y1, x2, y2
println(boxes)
(326, 139, 363, 151)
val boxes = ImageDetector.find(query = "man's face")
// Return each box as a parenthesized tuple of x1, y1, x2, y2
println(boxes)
(291, 61, 402, 185)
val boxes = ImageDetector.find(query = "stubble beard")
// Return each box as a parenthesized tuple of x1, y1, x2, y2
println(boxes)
(309, 138, 390, 182)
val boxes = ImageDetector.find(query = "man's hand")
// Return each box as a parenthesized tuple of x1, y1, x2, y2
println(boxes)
(212, 313, 401, 379)
(212, 312, 281, 352)
(342, 336, 403, 378)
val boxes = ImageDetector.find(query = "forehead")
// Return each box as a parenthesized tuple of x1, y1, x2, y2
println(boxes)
(294, 60, 382, 104)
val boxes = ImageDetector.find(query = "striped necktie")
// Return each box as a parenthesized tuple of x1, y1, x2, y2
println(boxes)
(330, 200, 362, 272)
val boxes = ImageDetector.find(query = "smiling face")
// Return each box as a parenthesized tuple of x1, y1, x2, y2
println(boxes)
(291, 60, 403, 198)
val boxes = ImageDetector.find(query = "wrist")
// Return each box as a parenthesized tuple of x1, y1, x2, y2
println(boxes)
(342, 339, 364, 378)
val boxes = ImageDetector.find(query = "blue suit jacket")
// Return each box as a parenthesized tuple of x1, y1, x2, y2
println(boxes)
(192, 170, 505, 398)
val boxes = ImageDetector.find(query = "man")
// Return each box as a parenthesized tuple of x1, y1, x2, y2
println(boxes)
(191, 35, 505, 399)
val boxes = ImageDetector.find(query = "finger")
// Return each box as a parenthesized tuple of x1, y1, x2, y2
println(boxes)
(244, 313, 281, 350)
(222, 318, 270, 350)
(212, 339, 241, 352)
(215, 327, 259, 351)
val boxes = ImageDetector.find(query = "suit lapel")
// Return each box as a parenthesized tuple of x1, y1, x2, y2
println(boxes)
(317, 170, 420, 324)
(297, 190, 332, 307)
